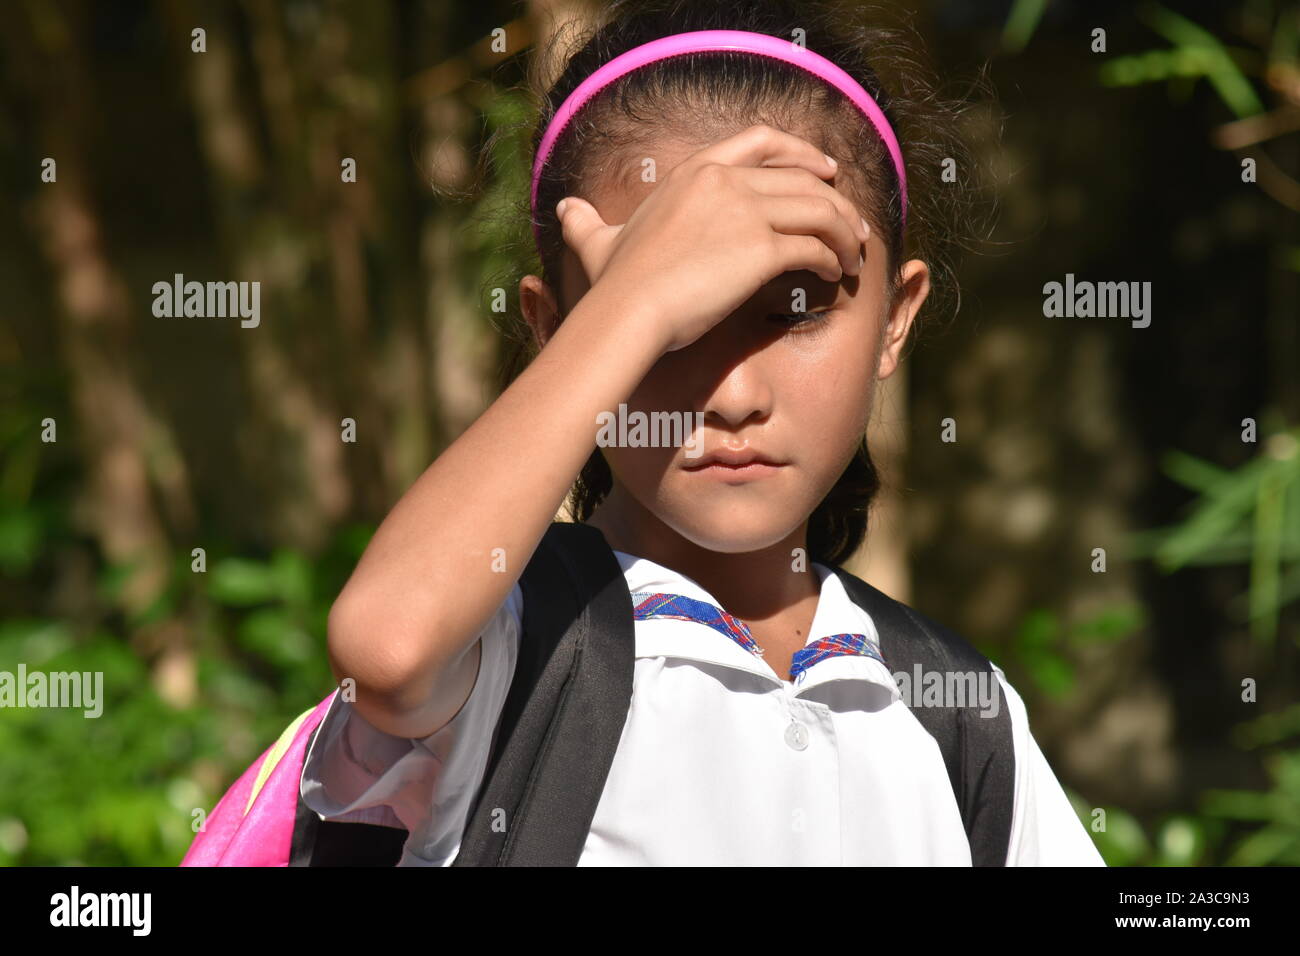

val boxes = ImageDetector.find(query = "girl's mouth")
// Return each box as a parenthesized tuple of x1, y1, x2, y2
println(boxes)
(682, 447, 786, 481)
(684, 461, 785, 481)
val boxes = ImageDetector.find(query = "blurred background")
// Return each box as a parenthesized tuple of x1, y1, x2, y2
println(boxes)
(1, 0, 1297, 866)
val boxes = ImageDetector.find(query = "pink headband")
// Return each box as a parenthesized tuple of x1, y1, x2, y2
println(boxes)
(530, 29, 908, 247)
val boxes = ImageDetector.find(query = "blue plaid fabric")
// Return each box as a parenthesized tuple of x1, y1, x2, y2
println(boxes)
(630, 590, 887, 683)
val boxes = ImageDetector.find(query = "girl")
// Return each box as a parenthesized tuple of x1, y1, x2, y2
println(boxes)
(300, 0, 1106, 866)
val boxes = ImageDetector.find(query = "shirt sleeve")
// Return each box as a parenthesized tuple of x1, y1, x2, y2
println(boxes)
(299, 582, 522, 866)
(993, 664, 1107, 866)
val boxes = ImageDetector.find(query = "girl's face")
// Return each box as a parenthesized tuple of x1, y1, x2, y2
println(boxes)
(522, 138, 930, 558)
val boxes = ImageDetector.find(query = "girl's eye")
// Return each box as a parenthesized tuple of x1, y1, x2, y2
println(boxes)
(769, 310, 832, 327)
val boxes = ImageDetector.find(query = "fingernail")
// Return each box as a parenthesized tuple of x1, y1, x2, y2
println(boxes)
(824, 153, 837, 169)
(857, 252, 864, 271)
(556, 198, 569, 218)
(860, 216, 870, 239)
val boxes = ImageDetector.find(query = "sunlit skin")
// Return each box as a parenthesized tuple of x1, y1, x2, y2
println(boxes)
(520, 137, 930, 671)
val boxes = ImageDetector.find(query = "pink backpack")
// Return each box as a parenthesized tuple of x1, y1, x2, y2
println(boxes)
(180, 692, 336, 866)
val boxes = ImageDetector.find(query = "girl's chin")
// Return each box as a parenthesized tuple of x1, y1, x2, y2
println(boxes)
(658, 510, 803, 557)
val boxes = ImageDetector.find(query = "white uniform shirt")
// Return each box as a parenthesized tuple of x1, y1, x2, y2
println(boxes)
(300, 551, 1105, 866)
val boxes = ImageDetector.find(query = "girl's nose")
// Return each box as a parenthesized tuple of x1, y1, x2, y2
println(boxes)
(700, 355, 774, 430)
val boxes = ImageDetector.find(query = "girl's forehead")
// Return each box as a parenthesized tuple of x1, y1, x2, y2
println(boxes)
(584, 139, 699, 225)
(583, 132, 862, 226)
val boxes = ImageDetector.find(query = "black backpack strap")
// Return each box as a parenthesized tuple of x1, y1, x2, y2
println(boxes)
(832, 568, 1015, 866)
(451, 521, 634, 865)
(290, 522, 632, 868)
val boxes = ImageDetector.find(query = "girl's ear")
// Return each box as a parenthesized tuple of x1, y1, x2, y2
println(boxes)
(519, 273, 565, 350)
(877, 258, 930, 381)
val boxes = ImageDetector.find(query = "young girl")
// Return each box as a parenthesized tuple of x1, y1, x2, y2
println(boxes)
(301, 0, 1106, 866)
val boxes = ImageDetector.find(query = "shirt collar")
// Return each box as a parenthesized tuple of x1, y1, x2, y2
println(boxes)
(611, 550, 898, 697)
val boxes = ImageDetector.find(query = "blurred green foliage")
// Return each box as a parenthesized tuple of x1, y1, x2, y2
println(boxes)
(993, 603, 1146, 700)
(0, 456, 371, 864)
(1075, 793, 1221, 866)
(1125, 424, 1300, 646)
(1099, 3, 1269, 118)
(1041, 424, 1300, 865)
(1078, 705, 1300, 866)
(999, 0, 1300, 867)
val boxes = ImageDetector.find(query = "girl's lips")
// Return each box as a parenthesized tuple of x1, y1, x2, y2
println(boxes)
(683, 461, 785, 480)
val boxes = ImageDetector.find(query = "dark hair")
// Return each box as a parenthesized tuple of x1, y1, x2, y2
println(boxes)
(478, 0, 990, 566)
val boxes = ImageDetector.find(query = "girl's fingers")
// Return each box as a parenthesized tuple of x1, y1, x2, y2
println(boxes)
(695, 123, 838, 182)
(690, 125, 869, 273)
(770, 232, 845, 284)
(734, 165, 870, 242)
(556, 195, 617, 277)
(761, 194, 863, 278)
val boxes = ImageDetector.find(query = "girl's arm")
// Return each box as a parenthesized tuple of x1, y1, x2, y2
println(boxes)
(328, 125, 867, 741)
(326, 282, 666, 740)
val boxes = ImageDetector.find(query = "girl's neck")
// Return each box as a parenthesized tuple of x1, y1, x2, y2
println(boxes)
(585, 488, 820, 623)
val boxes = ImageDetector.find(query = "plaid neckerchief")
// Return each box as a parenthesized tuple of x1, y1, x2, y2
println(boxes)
(629, 590, 888, 683)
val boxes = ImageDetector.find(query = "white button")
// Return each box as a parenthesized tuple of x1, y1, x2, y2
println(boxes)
(784, 721, 809, 750)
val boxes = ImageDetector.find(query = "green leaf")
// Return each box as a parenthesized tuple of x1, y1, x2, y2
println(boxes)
(207, 558, 279, 606)
(1226, 825, 1300, 866)
(0, 618, 74, 669)
(1026, 653, 1074, 697)
(1138, 3, 1266, 118)
(1017, 608, 1059, 648)
(1249, 468, 1290, 643)
(1200, 788, 1276, 821)
(96, 557, 145, 606)
(1151, 450, 1273, 571)
(1232, 702, 1300, 749)
(237, 608, 314, 668)
(1002, 0, 1050, 53)
(0, 505, 42, 574)
(1092, 806, 1151, 865)
(1154, 815, 1206, 865)
(271, 549, 312, 611)
(1071, 604, 1145, 643)
(1162, 449, 1232, 494)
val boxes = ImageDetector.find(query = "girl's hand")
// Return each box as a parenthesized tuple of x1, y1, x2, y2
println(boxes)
(555, 123, 870, 355)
